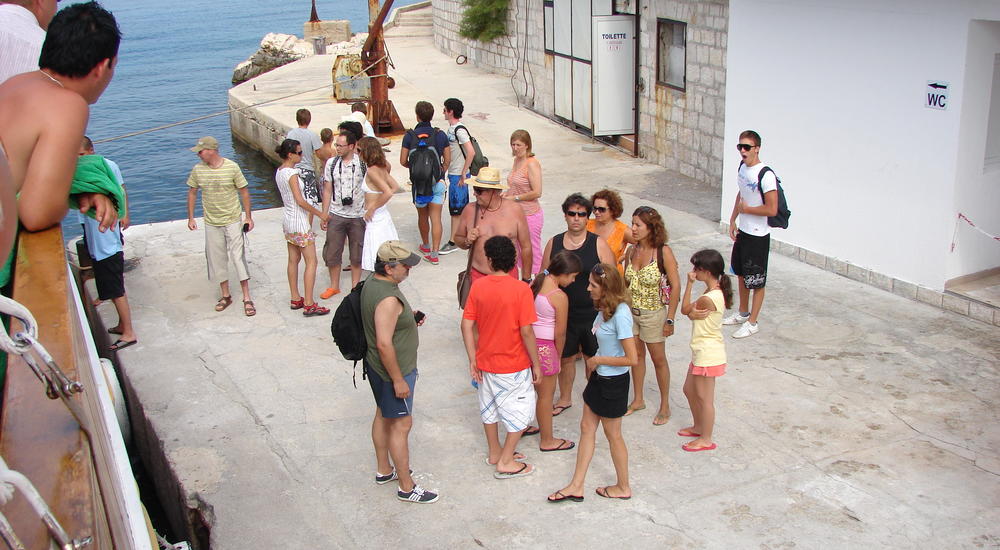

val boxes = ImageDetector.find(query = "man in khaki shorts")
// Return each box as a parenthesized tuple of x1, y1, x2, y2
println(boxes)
(186, 136, 256, 316)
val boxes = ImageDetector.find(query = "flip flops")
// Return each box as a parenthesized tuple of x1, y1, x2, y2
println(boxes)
(676, 429, 701, 437)
(624, 404, 646, 416)
(682, 442, 717, 452)
(547, 490, 584, 503)
(484, 451, 525, 465)
(540, 439, 575, 452)
(109, 339, 138, 352)
(493, 463, 533, 480)
(596, 486, 632, 500)
(552, 404, 571, 417)
(523, 426, 540, 436)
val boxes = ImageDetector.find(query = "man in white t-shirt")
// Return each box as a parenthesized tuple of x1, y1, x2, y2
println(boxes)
(440, 97, 475, 255)
(0, 0, 58, 84)
(725, 130, 778, 339)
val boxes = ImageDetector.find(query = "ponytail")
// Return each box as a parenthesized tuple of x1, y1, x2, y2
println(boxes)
(719, 272, 733, 309)
(530, 272, 546, 297)
(690, 248, 732, 309)
(534, 250, 583, 297)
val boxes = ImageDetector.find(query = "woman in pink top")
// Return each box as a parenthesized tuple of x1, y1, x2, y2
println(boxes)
(505, 129, 543, 275)
(523, 250, 580, 452)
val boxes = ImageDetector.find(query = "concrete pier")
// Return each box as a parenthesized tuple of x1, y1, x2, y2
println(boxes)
(103, 16, 1000, 550)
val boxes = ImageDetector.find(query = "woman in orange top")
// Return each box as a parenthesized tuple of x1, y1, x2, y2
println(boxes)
(587, 189, 635, 265)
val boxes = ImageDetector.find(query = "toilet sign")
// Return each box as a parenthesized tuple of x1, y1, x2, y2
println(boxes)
(925, 81, 949, 110)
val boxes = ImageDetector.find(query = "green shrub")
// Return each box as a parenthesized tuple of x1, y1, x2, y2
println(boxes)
(459, 0, 509, 42)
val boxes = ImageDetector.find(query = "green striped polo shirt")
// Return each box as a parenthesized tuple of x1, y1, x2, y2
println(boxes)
(186, 158, 248, 226)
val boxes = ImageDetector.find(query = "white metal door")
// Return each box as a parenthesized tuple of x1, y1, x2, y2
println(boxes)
(592, 15, 635, 136)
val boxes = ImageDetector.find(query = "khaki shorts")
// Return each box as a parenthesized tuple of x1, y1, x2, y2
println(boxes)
(205, 221, 250, 284)
(323, 213, 365, 267)
(631, 306, 667, 343)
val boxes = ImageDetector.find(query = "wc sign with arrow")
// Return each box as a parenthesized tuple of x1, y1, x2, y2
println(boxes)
(925, 81, 949, 110)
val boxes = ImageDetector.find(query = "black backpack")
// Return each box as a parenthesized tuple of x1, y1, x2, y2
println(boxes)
(330, 279, 367, 387)
(741, 161, 791, 229)
(454, 124, 489, 176)
(405, 128, 443, 198)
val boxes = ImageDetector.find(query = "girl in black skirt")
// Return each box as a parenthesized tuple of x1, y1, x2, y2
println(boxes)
(547, 263, 638, 503)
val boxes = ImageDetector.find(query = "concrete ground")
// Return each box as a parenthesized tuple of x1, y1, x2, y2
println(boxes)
(105, 20, 1000, 550)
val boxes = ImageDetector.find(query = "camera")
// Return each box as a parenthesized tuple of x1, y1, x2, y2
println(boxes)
(341, 196, 353, 206)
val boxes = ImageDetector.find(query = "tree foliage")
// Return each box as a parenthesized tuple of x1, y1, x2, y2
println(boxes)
(459, 0, 509, 42)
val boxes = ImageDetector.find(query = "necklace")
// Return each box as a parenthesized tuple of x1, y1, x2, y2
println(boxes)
(479, 194, 501, 218)
(38, 70, 64, 88)
(564, 232, 586, 248)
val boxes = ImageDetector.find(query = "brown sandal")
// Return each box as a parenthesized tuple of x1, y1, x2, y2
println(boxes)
(215, 296, 233, 312)
(243, 300, 256, 317)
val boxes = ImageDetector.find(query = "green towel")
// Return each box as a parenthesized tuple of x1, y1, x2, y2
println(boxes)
(69, 155, 126, 220)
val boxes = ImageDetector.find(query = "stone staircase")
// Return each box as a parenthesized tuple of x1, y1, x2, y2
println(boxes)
(386, 2, 433, 37)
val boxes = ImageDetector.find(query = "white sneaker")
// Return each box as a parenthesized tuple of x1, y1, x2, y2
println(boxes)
(722, 312, 749, 326)
(732, 321, 759, 339)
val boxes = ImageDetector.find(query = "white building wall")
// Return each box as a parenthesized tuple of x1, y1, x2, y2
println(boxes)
(723, 0, 1000, 290)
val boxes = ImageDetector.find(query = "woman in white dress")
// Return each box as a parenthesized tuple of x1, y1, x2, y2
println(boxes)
(275, 138, 329, 316)
(356, 136, 400, 271)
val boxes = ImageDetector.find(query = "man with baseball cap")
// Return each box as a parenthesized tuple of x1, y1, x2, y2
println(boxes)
(360, 240, 438, 503)
(186, 135, 256, 316)
(454, 166, 532, 286)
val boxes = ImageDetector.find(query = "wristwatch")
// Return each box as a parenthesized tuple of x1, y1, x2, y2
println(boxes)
(522, 277, 532, 283)
(664, 319, 675, 326)
(514, 195, 521, 202)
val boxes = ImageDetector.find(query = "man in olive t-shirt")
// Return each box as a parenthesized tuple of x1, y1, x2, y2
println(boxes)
(359, 240, 438, 504)
(186, 136, 255, 316)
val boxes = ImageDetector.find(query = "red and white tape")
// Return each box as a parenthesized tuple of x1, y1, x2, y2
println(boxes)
(950, 212, 1000, 252)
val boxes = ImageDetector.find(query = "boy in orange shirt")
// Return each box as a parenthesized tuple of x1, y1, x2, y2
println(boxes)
(461, 236, 542, 479)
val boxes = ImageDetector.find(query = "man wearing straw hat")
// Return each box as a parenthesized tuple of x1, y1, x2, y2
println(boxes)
(454, 166, 533, 282)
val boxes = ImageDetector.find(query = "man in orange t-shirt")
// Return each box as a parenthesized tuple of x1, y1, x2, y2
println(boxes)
(461, 236, 541, 480)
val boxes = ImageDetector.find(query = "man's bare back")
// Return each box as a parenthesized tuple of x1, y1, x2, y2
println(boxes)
(0, 71, 91, 231)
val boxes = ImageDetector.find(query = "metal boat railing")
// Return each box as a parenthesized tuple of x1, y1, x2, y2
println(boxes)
(1, 226, 152, 549)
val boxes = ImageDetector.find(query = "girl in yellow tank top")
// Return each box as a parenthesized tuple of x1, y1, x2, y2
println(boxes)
(678, 249, 733, 453)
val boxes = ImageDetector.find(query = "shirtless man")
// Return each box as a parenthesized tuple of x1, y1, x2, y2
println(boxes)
(0, 1, 121, 235)
(454, 166, 532, 284)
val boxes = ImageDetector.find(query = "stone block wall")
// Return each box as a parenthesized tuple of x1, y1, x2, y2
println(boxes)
(304, 20, 352, 45)
(431, 0, 728, 188)
(619, 0, 728, 186)
(432, 0, 554, 113)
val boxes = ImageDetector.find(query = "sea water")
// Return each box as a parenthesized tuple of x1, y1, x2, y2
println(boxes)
(62, 0, 419, 235)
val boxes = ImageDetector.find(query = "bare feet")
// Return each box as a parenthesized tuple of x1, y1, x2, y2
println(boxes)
(624, 402, 646, 416)
(653, 410, 671, 426)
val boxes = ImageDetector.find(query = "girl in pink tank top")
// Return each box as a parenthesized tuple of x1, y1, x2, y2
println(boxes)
(525, 250, 581, 452)
(505, 130, 544, 275)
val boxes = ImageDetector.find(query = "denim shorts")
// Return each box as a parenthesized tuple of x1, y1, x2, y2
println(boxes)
(413, 179, 446, 208)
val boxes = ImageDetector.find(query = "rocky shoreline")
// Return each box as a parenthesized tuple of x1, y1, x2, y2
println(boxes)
(231, 32, 368, 85)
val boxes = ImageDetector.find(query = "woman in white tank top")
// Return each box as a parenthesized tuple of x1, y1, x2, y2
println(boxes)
(356, 137, 400, 271)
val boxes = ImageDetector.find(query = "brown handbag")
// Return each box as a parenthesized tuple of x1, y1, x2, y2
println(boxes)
(456, 203, 481, 309)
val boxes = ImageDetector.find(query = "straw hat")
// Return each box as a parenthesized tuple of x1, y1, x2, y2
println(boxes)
(467, 166, 506, 190)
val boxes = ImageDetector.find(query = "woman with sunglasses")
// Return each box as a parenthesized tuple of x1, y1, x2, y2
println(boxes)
(587, 189, 635, 266)
(275, 138, 329, 316)
(547, 263, 637, 503)
(504, 129, 544, 275)
(622, 206, 681, 424)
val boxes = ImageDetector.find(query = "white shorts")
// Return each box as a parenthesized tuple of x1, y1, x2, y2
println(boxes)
(477, 370, 536, 432)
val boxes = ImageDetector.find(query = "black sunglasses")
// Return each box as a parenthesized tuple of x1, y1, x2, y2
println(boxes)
(294, 150, 303, 155)
(591, 263, 606, 277)
(565, 210, 589, 218)
(736, 143, 755, 152)
(593, 206, 608, 213)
